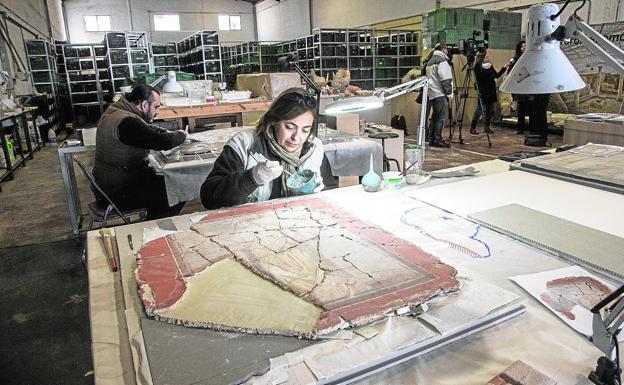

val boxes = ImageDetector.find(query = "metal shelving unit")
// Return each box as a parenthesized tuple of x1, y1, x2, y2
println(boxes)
(25, 39, 62, 135)
(177, 30, 222, 81)
(311, 28, 420, 89)
(295, 35, 315, 71)
(149, 42, 179, 73)
(25, 39, 59, 96)
(104, 32, 150, 93)
(64, 44, 111, 123)
(373, 29, 421, 88)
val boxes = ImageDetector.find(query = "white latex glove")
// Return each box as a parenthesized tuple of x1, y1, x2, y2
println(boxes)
(252, 160, 283, 185)
(447, 94, 454, 101)
(313, 174, 325, 193)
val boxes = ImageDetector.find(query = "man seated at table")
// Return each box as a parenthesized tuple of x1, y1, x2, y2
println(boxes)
(92, 84, 187, 220)
(200, 88, 324, 209)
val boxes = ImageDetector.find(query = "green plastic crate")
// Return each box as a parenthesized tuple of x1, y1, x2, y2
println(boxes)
(434, 8, 484, 32)
(484, 10, 522, 31)
(487, 30, 520, 49)
(437, 29, 482, 45)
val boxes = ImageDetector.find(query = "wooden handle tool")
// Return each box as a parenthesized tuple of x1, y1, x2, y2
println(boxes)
(99, 228, 119, 272)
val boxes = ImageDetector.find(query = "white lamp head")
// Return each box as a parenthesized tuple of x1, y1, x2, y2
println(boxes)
(324, 96, 384, 114)
(499, 3, 585, 94)
(162, 71, 184, 93)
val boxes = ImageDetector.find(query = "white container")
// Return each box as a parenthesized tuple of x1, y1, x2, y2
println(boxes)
(82, 127, 97, 146)
(382, 171, 402, 189)
(48, 128, 57, 145)
(221, 90, 252, 101)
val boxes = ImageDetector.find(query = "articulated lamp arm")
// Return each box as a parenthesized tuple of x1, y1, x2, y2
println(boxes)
(374, 76, 430, 102)
(553, 14, 624, 76)
(588, 284, 624, 385)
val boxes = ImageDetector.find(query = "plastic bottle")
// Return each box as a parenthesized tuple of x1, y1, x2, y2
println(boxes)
(48, 128, 57, 145)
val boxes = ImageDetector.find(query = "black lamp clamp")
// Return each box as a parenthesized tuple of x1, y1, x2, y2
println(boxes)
(277, 53, 322, 137)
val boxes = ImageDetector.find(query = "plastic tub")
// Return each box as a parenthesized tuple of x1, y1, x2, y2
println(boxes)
(382, 171, 403, 189)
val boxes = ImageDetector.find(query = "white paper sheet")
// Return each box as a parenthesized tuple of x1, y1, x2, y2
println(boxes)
(407, 170, 624, 238)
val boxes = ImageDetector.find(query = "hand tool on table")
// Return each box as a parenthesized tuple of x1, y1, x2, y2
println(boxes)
(99, 228, 119, 272)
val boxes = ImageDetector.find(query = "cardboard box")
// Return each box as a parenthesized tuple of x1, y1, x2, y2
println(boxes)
(236, 73, 301, 99)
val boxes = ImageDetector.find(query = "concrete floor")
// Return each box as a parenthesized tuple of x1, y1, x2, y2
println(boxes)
(0, 122, 559, 385)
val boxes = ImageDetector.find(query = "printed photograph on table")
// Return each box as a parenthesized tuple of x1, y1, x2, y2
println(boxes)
(510, 265, 619, 337)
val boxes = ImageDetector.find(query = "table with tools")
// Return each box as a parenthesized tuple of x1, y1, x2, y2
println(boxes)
(86, 157, 623, 385)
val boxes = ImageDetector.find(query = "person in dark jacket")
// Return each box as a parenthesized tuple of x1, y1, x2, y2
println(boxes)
(507, 40, 531, 134)
(92, 84, 187, 220)
(470, 51, 508, 135)
(200, 88, 324, 210)
(425, 44, 454, 148)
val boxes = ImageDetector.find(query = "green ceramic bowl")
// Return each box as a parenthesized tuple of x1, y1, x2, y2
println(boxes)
(287, 169, 316, 194)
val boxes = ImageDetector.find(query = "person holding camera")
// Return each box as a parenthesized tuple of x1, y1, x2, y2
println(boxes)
(470, 51, 508, 135)
(425, 43, 454, 148)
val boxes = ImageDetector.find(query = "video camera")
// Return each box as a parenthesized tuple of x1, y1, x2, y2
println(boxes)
(447, 30, 488, 64)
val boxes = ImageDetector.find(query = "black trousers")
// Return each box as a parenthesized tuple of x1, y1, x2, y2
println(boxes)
(97, 174, 185, 220)
(471, 99, 495, 131)
(515, 95, 531, 133)
(530, 94, 550, 141)
(428, 96, 448, 144)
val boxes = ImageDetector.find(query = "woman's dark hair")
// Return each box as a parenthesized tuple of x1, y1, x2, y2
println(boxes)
(475, 52, 486, 67)
(126, 84, 160, 104)
(256, 87, 317, 137)
(514, 40, 526, 59)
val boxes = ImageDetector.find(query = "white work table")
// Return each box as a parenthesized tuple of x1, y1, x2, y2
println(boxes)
(86, 159, 622, 385)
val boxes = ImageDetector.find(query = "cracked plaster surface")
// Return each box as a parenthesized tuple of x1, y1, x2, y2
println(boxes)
(136, 197, 459, 337)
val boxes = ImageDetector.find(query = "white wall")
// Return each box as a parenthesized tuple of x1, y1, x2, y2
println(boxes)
(0, 0, 65, 95)
(304, 0, 621, 35)
(256, 0, 310, 41)
(63, 0, 255, 44)
(312, 0, 435, 28)
(440, 0, 621, 25)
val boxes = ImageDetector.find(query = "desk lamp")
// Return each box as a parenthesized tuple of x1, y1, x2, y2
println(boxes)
(150, 71, 184, 93)
(500, 1, 624, 94)
(500, 4, 624, 384)
(324, 76, 430, 151)
(277, 54, 322, 136)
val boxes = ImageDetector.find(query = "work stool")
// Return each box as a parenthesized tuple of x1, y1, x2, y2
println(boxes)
(368, 132, 401, 172)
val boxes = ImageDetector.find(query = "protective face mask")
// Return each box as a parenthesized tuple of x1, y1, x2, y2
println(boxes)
(482, 62, 492, 69)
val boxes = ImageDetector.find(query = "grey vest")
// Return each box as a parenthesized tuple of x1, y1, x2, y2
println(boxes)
(92, 98, 152, 192)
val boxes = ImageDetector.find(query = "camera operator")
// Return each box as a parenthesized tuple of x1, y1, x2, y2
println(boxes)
(470, 51, 508, 135)
(425, 43, 454, 148)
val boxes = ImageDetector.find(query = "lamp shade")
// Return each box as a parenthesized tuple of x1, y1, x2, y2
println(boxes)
(162, 71, 184, 93)
(324, 96, 384, 114)
(499, 3, 585, 94)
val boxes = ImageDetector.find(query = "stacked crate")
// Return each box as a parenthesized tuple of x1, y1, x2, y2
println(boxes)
(484, 10, 522, 50)
(422, 8, 484, 48)
(177, 30, 222, 82)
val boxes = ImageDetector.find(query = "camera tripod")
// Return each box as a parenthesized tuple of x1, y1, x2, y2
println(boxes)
(448, 56, 492, 148)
